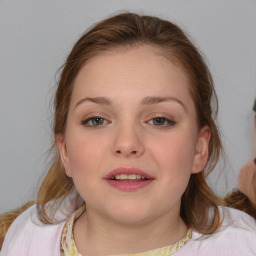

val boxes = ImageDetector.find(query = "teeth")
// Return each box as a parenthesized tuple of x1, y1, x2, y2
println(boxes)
(114, 174, 144, 180)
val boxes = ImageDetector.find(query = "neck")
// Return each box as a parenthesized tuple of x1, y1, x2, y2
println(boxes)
(74, 206, 188, 256)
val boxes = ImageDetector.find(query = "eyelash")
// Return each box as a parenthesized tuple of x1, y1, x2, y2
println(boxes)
(81, 116, 109, 127)
(81, 115, 176, 128)
(147, 117, 176, 128)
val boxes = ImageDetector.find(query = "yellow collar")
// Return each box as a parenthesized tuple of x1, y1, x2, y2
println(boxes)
(61, 205, 191, 256)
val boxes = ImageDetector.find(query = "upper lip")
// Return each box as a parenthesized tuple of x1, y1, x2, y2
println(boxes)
(104, 167, 154, 180)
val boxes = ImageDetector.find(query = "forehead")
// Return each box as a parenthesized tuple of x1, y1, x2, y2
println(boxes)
(70, 45, 194, 108)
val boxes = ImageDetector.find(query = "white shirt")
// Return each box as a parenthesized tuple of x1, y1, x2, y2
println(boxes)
(1, 204, 256, 255)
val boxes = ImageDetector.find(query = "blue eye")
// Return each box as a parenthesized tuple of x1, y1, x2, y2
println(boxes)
(149, 117, 176, 127)
(81, 116, 107, 126)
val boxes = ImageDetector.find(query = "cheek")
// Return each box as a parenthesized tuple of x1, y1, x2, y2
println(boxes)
(149, 131, 197, 195)
(149, 136, 193, 205)
(65, 130, 106, 176)
(151, 133, 197, 171)
(253, 177, 256, 194)
(64, 132, 106, 201)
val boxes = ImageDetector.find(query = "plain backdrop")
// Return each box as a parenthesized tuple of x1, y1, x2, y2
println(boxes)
(0, 0, 256, 213)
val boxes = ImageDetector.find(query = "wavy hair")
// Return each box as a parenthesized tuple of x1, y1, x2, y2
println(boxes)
(1, 13, 224, 247)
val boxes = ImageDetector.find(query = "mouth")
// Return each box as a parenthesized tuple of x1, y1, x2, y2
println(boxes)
(104, 167, 154, 191)
(110, 174, 150, 182)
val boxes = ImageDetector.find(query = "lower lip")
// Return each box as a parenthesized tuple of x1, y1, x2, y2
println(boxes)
(105, 179, 154, 191)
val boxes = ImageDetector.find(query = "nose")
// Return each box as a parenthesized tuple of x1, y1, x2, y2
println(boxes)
(112, 124, 145, 158)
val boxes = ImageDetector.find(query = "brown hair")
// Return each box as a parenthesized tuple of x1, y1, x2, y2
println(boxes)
(224, 190, 256, 219)
(0, 12, 224, 244)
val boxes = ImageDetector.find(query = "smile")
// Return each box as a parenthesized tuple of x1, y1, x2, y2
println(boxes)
(111, 174, 147, 181)
(104, 167, 154, 191)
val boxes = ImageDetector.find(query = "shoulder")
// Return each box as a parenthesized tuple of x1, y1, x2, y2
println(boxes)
(218, 205, 256, 227)
(218, 206, 256, 245)
(217, 207, 256, 249)
(176, 207, 256, 256)
(1, 205, 66, 256)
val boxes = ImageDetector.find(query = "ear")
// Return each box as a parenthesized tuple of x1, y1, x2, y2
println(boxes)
(191, 126, 211, 174)
(56, 133, 72, 177)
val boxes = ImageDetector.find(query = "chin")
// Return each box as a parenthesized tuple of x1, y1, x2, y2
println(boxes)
(105, 203, 153, 225)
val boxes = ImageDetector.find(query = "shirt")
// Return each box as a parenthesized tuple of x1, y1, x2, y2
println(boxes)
(1, 203, 256, 256)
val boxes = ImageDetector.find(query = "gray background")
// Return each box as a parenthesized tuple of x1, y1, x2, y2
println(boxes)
(0, 0, 256, 213)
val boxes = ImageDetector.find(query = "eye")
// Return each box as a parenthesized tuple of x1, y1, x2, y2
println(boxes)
(148, 117, 176, 127)
(81, 116, 109, 127)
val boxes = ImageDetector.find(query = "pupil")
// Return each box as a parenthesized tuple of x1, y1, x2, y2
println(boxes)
(93, 118, 103, 125)
(154, 118, 165, 125)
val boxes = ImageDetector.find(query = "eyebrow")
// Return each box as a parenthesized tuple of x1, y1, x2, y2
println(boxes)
(75, 96, 187, 112)
(141, 96, 187, 111)
(75, 97, 112, 109)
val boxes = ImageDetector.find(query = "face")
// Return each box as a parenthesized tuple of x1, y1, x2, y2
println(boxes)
(239, 160, 256, 207)
(57, 45, 210, 225)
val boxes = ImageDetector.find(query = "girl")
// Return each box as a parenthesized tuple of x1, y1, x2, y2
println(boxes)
(225, 99, 256, 219)
(1, 12, 256, 256)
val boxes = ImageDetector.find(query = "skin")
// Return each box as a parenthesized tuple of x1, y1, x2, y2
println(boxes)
(238, 159, 256, 208)
(57, 45, 211, 255)
(239, 117, 256, 208)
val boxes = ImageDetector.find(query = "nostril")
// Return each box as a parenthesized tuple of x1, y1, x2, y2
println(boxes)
(115, 150, 138, 155)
